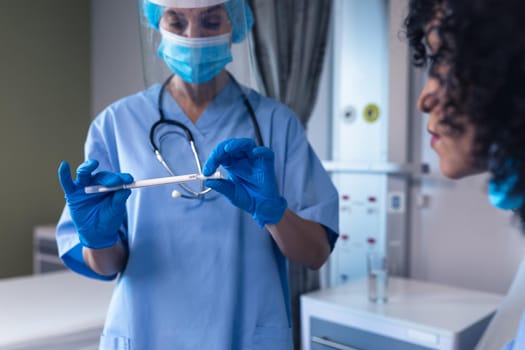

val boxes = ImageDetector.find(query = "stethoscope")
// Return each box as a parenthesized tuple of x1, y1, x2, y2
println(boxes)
(149, 74, 264, 199)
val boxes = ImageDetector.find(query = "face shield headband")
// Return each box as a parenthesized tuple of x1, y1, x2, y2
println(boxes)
(143, 0, 253, 43)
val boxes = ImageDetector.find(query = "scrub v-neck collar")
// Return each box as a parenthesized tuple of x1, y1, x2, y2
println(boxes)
(160, 79, 244, 139)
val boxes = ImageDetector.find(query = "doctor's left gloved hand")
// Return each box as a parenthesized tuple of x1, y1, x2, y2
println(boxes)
(203, 138, 287, 228)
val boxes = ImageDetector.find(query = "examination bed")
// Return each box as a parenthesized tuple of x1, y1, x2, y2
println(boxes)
(0, 270, 114, 350)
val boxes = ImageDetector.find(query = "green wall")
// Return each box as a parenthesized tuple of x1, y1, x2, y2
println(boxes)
(0, 1, 90, 278)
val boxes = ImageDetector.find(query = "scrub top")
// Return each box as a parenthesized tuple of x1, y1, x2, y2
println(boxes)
(56, 79, 339, 350)
(503, 311, 525, 349)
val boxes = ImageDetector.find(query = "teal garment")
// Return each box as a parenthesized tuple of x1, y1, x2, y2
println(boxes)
(488, 172, 524, 210)
(56, 80, 339, 350)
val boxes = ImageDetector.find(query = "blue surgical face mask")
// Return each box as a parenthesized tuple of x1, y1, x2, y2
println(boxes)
(158, 28, 232, 84)
(488, 171, 524, 210)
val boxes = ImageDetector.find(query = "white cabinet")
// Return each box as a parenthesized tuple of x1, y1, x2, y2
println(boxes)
(33, 225, 66, 274)
(301, 278, 503, 350)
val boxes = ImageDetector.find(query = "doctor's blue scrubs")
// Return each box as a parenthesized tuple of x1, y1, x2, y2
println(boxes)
(56, 80, 339, 350)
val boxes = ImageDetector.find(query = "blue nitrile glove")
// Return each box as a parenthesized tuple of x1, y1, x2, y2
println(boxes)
(58, 160, 133, 249)
(203, 138, 287, 227)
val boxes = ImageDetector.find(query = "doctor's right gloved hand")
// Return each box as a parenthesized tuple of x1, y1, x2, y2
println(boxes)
(58, 160, 133, 249)
(202, 138, 287, 228)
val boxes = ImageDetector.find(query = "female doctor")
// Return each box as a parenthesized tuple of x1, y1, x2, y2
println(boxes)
(56, 0, 338, 349)
(405, 0, 525, 348)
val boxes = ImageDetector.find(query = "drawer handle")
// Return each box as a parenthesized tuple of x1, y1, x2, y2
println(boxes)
(311, 336, 361, 350)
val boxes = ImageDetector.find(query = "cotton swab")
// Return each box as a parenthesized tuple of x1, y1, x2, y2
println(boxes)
(84, 172, 221, 194)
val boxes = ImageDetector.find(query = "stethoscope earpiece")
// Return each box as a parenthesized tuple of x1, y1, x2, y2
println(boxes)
(171, 190, 182, 199)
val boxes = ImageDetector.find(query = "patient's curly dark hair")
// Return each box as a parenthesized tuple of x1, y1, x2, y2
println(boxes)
(405, 0, 525, 225)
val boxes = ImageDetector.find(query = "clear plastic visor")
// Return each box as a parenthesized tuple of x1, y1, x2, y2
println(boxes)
(138, 0, 256, 87)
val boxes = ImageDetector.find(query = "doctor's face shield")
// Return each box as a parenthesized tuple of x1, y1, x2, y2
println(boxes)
(138, 0, 255, 87)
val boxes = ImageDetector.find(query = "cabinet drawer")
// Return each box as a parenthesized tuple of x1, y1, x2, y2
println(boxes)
(310, 317, 434, 350)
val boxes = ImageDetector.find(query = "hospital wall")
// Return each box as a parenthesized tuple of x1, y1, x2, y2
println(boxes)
(0, 1, 91, 278)
(91, 0, 144, 117)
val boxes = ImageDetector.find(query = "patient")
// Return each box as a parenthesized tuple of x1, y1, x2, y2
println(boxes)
(404, 0, 525, 348)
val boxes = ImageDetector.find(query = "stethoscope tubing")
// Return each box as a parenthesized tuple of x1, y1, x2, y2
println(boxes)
(149, 74, 263, 199)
